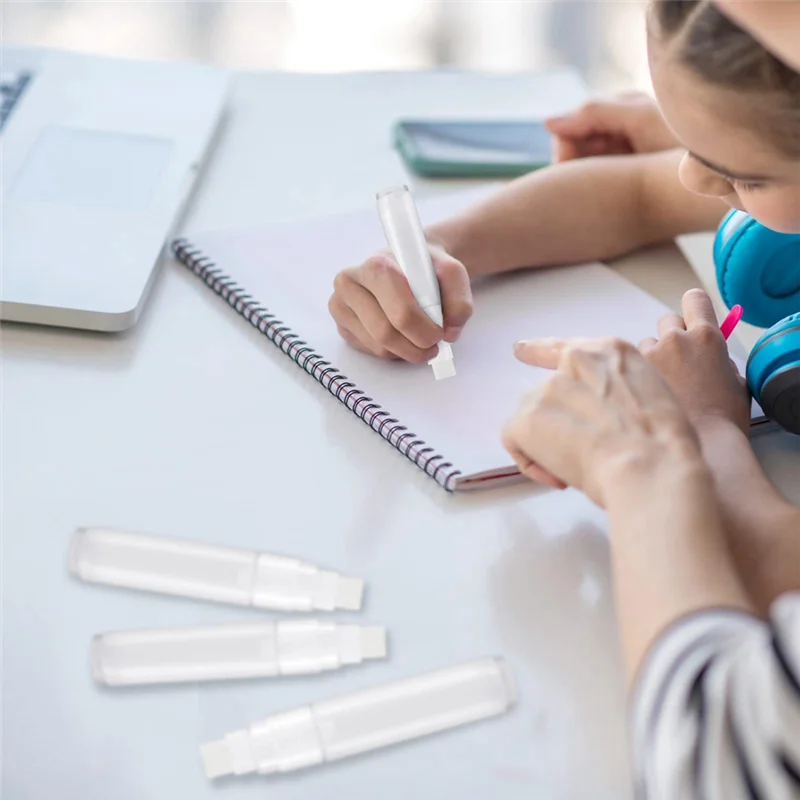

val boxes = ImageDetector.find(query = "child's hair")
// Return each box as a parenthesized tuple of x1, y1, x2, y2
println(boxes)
(650, 0, 800, 157)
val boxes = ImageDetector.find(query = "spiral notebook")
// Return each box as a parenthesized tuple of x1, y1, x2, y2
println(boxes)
(171, 190, 679, 491)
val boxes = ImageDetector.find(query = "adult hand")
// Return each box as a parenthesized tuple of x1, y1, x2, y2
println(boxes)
(546, 92, 680, 163)
(503, 338, 700, 506)
(329, 244, 472, 362)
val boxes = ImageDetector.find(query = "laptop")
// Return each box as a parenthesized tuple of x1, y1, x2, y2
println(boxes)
(1, 46, 228, 331)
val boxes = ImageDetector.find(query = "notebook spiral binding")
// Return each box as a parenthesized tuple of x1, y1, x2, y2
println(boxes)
(171, 238, 462, 491)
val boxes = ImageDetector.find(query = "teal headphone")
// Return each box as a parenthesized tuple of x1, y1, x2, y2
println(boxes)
(713, 209, 800, 434)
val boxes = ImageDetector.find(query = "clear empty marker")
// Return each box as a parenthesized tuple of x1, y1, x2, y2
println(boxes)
(201, 657, 515, 779)
(92, 620, 387, 686)
(69, 527, 364, 612)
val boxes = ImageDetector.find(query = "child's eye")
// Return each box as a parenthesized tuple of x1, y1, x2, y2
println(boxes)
(734, 180, 764, 193)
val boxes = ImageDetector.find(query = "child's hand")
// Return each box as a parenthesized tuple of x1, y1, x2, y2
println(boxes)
(329, 245, 473, 362)
(639, 289, 751, 435)
(503, 338, 701, 506)
(545, 92, 680, 163)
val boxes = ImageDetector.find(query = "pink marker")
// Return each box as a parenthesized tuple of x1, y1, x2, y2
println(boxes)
(720, 304, 743, 340)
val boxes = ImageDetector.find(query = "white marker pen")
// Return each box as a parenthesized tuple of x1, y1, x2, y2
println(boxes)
(201, 656, 516, 780)
(377, 185, 456, 380)
(92, 620, 387, 686)
(69, 528, 363, 612)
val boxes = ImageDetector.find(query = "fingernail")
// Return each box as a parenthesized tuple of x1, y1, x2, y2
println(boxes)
(513, 340, 528, 353)
(444, 326, 462, 342)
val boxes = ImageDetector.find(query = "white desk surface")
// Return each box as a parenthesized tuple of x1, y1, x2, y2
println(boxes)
(3, 70, 799, 800)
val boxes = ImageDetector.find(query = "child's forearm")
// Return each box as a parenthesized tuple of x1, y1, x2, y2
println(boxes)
(426, 149, 726, 278)
(696, 417, 800, 614)
(604, 453, 753, 681)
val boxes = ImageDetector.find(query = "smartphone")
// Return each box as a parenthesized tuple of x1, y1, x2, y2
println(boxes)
(394, 120, 552, 178)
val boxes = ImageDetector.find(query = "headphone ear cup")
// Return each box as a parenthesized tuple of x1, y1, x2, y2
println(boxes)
(747, 313, 800, 435)
(714, 211, 800, 329)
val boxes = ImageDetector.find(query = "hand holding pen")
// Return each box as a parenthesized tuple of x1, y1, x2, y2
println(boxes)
(328, 187, 472, 370)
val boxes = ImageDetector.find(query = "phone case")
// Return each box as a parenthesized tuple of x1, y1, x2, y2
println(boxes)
(393, 120, 550, 179)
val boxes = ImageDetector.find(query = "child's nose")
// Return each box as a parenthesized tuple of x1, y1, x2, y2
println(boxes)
(678, 153, 732, 198)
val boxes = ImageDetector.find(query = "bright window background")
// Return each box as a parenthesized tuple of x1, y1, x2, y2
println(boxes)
(2, 1, 651, 93)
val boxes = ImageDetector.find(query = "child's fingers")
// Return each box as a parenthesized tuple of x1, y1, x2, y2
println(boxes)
(345, 283, 438, 363)
(550, 133, 631, 163)
(551, 135, 581, 163)
(576, 134, 628, 158)
(681, 288, 719, 329)
(434, 257, 473, 341)
(358, 257, 442, 349)
(657, 312, 686, 337)
(545, 103, 614, 137)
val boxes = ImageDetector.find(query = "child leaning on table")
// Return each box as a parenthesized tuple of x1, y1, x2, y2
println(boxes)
(331, 1, 800, 798)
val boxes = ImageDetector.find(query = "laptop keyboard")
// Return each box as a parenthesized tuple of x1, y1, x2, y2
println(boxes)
(1, 68, 34, 133)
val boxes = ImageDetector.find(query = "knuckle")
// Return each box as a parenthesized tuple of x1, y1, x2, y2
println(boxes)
(606, 337, 631, 355)
(332, 270, 351, 293)
(500, 425, 519, 455)
(436, 258, 468, 289)
(657, 312, 673, 326)
(336, 324, 356, 345)
(337, 325, 367, 354)
(691, 320, 720, 344)
(436, 256, 462, 277)
(540, 375, 563, 403)
(562, 345, 586, 369)
(606, 338, 639, 369)
(366, 253, 397, 279)
(454, 296, 474, 319)
(373, 318, 397, 346)
(389, 304, 416, 332)
(328, 294, 342, 319)
(446, 297, 473, 327)
(661, 328, 683, 348)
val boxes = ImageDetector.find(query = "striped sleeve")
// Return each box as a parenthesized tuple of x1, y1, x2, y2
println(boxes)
(631, 592, 800, 800)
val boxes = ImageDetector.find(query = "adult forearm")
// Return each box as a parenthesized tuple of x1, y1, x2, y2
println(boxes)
(696, 417, 800, 613)
(604, 453, 753, 681)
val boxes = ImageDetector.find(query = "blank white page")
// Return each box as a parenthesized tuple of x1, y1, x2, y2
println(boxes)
(183, 190, 671, 489)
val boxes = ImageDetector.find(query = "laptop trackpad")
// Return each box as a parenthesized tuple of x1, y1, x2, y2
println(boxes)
(11, 127, 173, 212)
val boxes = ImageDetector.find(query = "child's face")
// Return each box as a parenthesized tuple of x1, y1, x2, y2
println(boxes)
(648, 36, 800, 234)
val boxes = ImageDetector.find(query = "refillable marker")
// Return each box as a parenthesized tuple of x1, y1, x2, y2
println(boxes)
(68, 528, 364, 612)
(201, 656, 516, 779)
(377, 185, 456, 380)
(92, 620, 388, 686)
